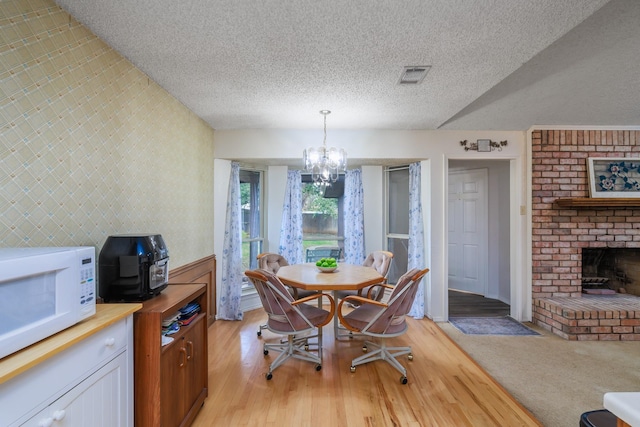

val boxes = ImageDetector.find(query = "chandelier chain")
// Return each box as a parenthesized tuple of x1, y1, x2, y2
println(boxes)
(323, 113, 327, 148)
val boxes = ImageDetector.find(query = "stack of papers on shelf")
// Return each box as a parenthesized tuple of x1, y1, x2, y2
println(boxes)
(178, 302, 201, 326)
(160, 301, 201, 337)
(162, 313, 180, 336)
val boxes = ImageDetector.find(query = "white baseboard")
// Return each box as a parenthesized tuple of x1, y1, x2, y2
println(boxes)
(241, 291, 262, 313)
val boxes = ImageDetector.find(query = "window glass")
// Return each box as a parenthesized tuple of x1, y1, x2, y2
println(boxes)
(240, 169, 263, 282)
(388, 168, 410, 235)
(302, 175, 344, 262)
(386, 167, 410, 284)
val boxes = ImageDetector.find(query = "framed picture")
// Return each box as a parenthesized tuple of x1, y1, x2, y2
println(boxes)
(477, 139, 491, 152)
(588, 157, 640, 198)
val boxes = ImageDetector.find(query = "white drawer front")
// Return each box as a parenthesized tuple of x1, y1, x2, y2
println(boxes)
(0, 318, 129, 427)
(22, 352, 127, 427)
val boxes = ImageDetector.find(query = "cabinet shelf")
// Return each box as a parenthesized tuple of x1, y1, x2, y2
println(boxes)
(555, 198, 640, 208)
(160, 312, 206, 355)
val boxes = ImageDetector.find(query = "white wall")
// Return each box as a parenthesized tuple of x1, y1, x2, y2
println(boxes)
(214, 129, 529, 321)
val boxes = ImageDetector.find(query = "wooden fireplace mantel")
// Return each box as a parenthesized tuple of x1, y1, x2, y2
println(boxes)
(555, 198, 640, 208)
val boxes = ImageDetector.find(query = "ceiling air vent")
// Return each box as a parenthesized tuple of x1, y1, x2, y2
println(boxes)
(398, 66, 431, 85)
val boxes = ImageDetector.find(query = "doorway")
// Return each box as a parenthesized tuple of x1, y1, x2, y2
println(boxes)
(448, 168, 488, 295)
(448, 160, 511, 317)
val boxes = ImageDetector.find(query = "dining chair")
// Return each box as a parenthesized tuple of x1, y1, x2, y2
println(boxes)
(337, 267, 430, 384)
(245, 269, 335, 380)
(255, 253, 318, 337)
(255, 252, 289, 338)
(337, 250, 393, 302)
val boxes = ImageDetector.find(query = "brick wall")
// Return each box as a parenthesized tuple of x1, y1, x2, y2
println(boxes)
(531, 129, 640, 299)
(531, 130, 640, 340)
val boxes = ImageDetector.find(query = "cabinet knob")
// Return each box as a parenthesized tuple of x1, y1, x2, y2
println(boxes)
(52, 409, 66, 421)
(186, 340, 193, 360)
(179, 347, 187, 367)
(37, 417, 53, 427)
(105, 337, 116, 347)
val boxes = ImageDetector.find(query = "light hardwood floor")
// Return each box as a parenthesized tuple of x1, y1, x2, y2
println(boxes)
(191, 309, 541, 426)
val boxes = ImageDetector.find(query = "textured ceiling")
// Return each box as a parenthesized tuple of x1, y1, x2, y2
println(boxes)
(53, 0, 639, 131)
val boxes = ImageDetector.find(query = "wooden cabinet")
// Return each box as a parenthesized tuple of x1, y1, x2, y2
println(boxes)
(134, 284, 208, 427)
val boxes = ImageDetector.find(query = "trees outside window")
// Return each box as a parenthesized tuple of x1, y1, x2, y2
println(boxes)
(301, 175, 344, 259)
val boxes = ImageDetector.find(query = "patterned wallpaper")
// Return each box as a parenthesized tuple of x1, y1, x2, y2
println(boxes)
(0, 0, 215, 267)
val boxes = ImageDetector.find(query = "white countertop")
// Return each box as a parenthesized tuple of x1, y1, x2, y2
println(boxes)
(604, 392, 640, 427)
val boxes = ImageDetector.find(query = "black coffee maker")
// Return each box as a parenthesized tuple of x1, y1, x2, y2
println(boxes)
(99, 234, 169, 302)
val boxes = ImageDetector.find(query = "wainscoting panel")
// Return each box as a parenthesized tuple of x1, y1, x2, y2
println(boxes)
(170, 255, 216, 325)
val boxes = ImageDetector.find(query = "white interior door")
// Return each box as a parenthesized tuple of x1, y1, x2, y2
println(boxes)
(448, 169, 488, 295)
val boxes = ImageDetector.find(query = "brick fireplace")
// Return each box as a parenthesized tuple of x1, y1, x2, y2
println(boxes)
(531, 129, 640, 341)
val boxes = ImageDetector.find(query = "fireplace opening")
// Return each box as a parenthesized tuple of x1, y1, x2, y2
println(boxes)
(581, 248, 640, 296)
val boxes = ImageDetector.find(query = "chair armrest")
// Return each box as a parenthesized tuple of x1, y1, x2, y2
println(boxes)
(339, 295, 387, 308)
(337, 296, 387, 332)
(292, 292, 336, 327)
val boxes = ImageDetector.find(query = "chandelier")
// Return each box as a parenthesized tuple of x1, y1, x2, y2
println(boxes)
(303, 110, 347, 185)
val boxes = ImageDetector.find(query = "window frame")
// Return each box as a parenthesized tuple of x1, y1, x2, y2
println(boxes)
(301, 174, 345, 261)
(385, 165, 410, 284)
(240, 166, 265, 291)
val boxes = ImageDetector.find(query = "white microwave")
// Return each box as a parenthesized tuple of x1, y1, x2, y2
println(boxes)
(0, 247, 96, 360)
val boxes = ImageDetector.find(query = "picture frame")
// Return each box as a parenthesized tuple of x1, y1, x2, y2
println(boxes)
(587, 157, 640, 198)
(477, 139, 491, 152)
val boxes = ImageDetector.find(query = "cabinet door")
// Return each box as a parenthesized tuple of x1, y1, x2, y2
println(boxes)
(159, 315, 207, 427)
(24, 352, 127, 427)
(183, 315, 207, 412)
(160, 336, 189, 427)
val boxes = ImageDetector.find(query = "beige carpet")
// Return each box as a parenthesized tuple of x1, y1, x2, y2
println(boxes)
(438, 321, 640, 427)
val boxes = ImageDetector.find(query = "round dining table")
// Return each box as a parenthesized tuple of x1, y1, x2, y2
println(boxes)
(277, 263, 384, 339)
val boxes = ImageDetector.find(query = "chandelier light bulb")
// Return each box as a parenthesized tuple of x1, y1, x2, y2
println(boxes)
(303, 110, 346, 185)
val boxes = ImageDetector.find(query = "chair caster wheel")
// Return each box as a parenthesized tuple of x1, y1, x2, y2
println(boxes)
(400, 376, 408, 384)
(350, 366, 356, 373)
(362, 346, 368, 353)
(408, 354, 413, 361)
(257, 331, 262, 337)
(266, 373, 273, 380)
(263, 349, 269, 356)
(315, 364, 322, 371)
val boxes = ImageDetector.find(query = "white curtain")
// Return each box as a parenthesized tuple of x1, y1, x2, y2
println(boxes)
(408, 162, 426, 319)
(343, 169, 365, 265)
(278, 170, 304, 264)
(217, 162, 244, 321)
